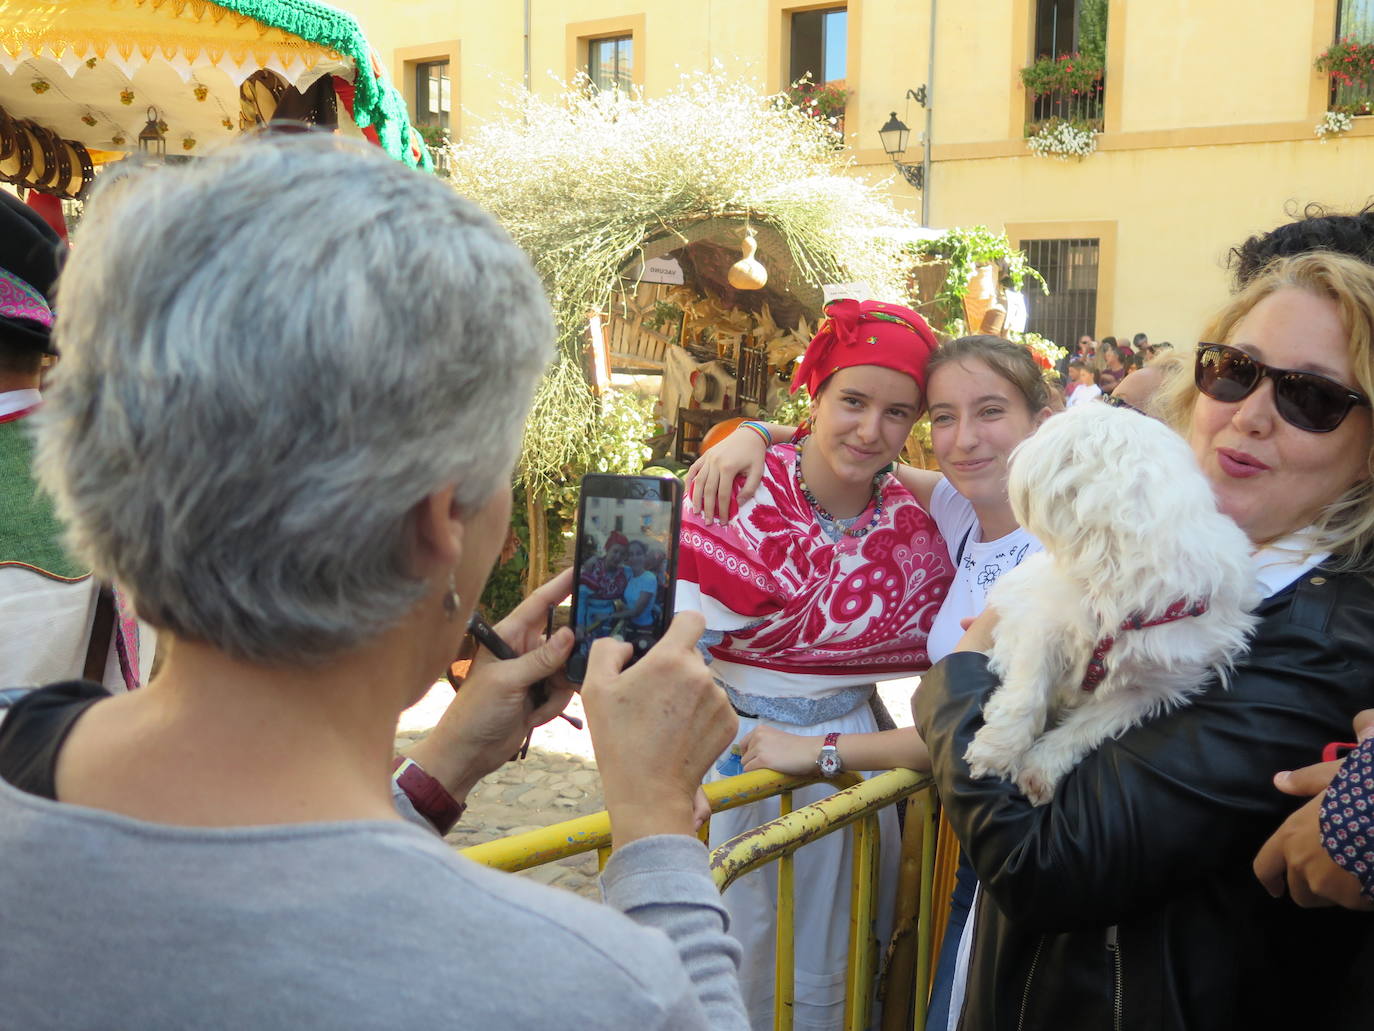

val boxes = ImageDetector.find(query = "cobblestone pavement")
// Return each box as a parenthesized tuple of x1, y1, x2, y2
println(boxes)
(396, 687, 605, 898)
(394, 675, 923, 901)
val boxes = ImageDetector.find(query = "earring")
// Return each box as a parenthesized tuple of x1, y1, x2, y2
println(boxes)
(443, 572, 461, 619)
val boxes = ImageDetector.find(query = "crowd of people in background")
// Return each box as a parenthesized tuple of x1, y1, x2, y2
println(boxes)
(1060, 330, 1175, 409)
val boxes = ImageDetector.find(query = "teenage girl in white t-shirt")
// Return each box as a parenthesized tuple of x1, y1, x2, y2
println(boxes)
(686, 334, 1053, 1030)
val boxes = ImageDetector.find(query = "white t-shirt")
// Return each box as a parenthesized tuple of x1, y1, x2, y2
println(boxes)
(1066, 382, 1101, 408)
(925, 477, 1043, 664)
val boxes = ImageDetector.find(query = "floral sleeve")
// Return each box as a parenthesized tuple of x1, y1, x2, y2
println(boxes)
(1321, 737, 1374, 900)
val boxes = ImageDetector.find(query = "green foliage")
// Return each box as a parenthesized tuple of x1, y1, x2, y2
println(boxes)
(414, 123, 450, 148)
(783, 76, 850, 122)
(548, 388, 658, 525)
(906, 227, 1048, 329)
(1077, 0, 1110, 63)
(644, 300, 684, 334)
(478, 388, 657, 620)
(1019, 53, 1104, 98)
(477, 483, 560, 621)
(449, 70, 920, 501)
(1316, 37, 1374, 88)
(762, 384, 812, 428)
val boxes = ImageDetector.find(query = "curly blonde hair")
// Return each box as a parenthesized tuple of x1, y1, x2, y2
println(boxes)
(1155, 251, 1374, 570)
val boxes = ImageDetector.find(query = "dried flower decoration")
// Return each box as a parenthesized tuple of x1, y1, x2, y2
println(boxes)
(81, 114, 97, 126)
(182, 136, 196, 151)
(31, 80, 50, 94)
(193, 84, 208, 102)
(120, 89, 135, 105)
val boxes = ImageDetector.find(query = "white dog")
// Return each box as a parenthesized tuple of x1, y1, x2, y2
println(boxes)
(963, 402, 1260, 805)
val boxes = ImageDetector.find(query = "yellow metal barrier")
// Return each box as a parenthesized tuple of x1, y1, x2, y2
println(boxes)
(461, 767, 934, 1031)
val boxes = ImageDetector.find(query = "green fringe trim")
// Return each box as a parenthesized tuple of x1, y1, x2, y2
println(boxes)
(209, 0, 432, 172)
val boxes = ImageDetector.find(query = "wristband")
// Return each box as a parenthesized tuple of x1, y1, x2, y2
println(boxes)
(392, 756, 466, 835)
(740, 420, 772, 446)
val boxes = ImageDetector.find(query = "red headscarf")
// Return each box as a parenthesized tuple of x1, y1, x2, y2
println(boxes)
(790, 299, 938, 404)
(605, 531, 630, 551)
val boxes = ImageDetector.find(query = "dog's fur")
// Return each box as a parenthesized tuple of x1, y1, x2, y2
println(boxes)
(963, 403, 1260, 804)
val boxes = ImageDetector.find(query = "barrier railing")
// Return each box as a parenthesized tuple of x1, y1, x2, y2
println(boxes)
(462, 767, 935, 1031)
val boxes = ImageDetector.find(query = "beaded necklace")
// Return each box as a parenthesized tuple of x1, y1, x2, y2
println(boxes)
(794, 439, 885, 539)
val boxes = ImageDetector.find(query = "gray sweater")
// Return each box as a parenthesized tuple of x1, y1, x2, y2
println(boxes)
(0, 779, 747, 1029)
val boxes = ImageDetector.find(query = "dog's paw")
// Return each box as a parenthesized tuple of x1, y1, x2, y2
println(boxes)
(964, 734, 1012, 781)
(1015, 764, 1056, 806)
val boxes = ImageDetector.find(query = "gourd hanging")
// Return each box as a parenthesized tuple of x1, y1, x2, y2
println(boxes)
(728, 230, 768, 291)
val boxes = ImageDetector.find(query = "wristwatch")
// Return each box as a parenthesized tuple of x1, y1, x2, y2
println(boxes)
(817, 732, 843, 778)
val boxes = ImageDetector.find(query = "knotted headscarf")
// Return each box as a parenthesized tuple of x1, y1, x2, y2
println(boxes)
(790, 299, 938, 406)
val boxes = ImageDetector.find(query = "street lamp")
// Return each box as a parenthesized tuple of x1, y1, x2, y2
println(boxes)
(881, 0, 938, 225)
(878, 110, 921, 190)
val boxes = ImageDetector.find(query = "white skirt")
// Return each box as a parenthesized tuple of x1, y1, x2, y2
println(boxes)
(706, 701, 899, 1031)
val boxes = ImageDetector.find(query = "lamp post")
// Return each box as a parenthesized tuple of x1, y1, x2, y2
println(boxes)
(879, 110, 921, 191)
(137, 106, 166, 162)
(879, 2, 938, 225)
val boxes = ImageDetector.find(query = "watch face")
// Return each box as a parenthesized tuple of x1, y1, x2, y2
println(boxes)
(819, 750, 842, 776)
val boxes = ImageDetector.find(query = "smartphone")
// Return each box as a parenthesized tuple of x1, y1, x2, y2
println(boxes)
(566, 473, 683, 683)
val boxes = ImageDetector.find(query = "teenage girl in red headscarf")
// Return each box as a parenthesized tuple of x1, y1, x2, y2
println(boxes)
(677, 299, 953, 1029)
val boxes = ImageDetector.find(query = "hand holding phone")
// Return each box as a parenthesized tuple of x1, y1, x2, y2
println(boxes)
(567, 473, 683, 683)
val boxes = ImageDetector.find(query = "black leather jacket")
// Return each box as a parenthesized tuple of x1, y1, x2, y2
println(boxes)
(915, 563, 1374, 1030)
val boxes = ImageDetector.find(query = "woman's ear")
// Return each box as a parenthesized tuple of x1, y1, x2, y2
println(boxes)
(1033, 405, 1054, 428)
(411, 483, 465, 571)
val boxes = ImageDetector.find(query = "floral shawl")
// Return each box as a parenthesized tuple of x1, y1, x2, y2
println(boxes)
(677, 444, 952, 684)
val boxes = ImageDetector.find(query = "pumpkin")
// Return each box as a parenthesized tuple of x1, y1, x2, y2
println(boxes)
(700, 417, 746, 454)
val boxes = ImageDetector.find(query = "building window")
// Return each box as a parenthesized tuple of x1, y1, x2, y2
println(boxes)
(1019, 238, 1100, 348)
(587, 34, 633, 93)
(789, 6, 847, 85)
(1028, 0, 1107, 130)
(1330, 0, 1374, 114)
(414, 59, 450, 127)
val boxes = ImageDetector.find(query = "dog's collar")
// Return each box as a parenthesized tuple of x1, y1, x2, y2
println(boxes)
(1080, 599, 1210, 692)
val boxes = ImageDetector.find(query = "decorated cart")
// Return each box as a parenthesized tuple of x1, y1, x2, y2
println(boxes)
(0, 0, 425, 218)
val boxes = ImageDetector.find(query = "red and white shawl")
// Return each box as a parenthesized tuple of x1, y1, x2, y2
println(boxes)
(677, 444, 952, 696)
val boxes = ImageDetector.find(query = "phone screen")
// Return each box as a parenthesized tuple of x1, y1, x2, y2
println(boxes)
(566, 474, 683, 683)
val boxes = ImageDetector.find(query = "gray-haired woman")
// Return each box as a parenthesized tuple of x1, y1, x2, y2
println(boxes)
(0, 134, 746, 1030)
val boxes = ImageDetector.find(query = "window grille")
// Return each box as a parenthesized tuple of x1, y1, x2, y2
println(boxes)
(1019, 238, 1100, 350)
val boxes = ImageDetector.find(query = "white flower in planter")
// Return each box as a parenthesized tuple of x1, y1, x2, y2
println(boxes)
(1027, 119, 1098, 160)
(1315, 110, 1353, 141)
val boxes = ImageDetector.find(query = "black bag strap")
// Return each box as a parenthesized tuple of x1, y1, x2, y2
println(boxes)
(955, 526, 975, 566)
(82, 584, 116, 683)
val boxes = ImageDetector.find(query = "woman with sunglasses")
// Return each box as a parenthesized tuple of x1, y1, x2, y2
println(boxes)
(917, 251, 1374, 1028)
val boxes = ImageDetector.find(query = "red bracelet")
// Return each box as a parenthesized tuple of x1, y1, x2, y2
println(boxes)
(392, 756, 466, 835)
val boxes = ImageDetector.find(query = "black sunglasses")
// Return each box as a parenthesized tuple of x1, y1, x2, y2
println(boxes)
(1194, 342, 1372, 433)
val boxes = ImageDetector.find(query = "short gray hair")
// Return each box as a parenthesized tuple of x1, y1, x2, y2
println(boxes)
(35, 133, 552, 664)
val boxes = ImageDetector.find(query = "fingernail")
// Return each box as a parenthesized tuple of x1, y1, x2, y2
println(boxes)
(1274, 771, 1291, 786)
(1360, 724, 1374, 743)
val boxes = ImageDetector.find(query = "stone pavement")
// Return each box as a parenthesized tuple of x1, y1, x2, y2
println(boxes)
(394, 674, 923, 902)
(396, 687, 605, 898)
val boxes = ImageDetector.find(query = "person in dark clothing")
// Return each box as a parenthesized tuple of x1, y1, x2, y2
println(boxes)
(916, 252, 1374, 1029)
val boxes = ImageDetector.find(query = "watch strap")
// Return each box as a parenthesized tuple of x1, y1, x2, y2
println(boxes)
(392, 756, 465, 835)
(824, 732, 841, 748)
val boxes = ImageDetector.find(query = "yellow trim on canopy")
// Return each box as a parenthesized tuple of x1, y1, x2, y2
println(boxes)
(0, 0, 346, 71)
